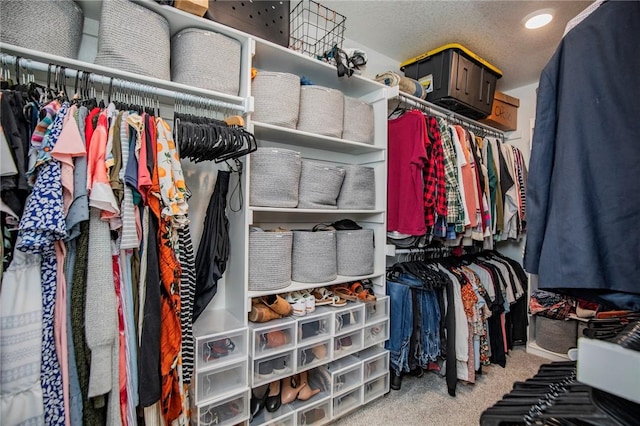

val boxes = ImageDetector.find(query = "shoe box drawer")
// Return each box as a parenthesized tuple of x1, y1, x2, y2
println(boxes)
(195, 360, 247, 404)
(325, 356, 362, 396)
(250, 403, 295, 426)
(196, 328, 248, 371)
(332, 386, 363, 419)
(333, 329, 363, 360)
(298, 310, 332, 345)
(363, 318, 389, 348)
(192, 389, 249, 426)
(364, 295, 389, 324)
(358, 346, 389, 381)
(249, 317, 297, 359)
(363, 372, 389, 404)
(334, 303, 365, 335)
(297, 338, 331, 372)
(295, 397, 331, 426)
(252, 350, 295, 387)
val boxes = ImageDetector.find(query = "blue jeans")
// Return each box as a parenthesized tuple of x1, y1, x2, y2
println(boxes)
(385, 274, 441, 374)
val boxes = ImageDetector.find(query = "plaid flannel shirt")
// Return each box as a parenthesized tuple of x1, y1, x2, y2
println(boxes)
(424, 116, 447, 228)
(437, 117, 465, 232)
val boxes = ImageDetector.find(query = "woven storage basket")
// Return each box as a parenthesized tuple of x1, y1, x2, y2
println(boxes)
(337, 165, 376, 210)
(171, 28, 241, 95)
(297, 86, 344, 137)
(291, 230, 337, 283)
(0, 0, 83, 59)
(249, 230, 293, 291)
(336, 229, 374, 276)
(94, 0, 171, 80)
(250, 148, 301, 207)
(298, 160, 345, 209)
(252, 72, 300, 128)
(535, 316, 578, 355)
(342, 97, 374, 143)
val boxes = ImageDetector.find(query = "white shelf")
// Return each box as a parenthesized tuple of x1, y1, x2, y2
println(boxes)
(577, 337, 640, 404)
(0, 42, 248, 110)
(252, 121, 385, 155)
(194, 309, 245, 338)
(248, 273, 385, 299)
(252, 40, 388, 99)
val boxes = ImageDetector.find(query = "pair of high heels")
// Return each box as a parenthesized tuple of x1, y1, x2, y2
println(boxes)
(250, 380, 283, 421)
(281, 370, 321, 404)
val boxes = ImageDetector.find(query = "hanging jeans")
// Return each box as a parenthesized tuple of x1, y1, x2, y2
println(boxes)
(386, 274, 441, 374)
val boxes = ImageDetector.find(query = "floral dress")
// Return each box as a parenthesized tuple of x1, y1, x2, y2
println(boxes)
(17, 102, 69, 426)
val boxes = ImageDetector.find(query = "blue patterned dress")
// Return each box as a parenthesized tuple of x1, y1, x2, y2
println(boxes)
(17, 102, 69, 426)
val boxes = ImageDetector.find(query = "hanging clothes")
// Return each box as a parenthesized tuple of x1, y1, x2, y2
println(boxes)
(525, 1, 640, 308)
(193, 170, 231, 321)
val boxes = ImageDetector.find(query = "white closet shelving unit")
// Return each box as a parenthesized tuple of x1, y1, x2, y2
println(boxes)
(239, 26, 393, 426)
(0, 1, 392, 424)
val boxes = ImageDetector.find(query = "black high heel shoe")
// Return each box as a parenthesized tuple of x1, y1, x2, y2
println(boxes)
(250, 384, 270, 422)
(265, 379, 282, 412)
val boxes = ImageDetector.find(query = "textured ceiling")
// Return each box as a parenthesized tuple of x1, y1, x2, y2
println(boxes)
(318, 0, 593, 91)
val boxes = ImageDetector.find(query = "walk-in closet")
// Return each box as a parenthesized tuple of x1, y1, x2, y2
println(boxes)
(1, 1, 638, 425)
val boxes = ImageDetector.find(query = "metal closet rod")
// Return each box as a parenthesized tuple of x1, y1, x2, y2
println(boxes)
(394, 92, 504, 139)
(0, 53, 244, 112)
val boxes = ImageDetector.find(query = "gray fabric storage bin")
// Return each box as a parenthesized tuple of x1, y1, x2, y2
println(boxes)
(342, 97, 375, 143)
(250, 148, 301, 207)
(337, 165, 376, 210)
(336, 229, 374, 276)
(535, 316, 578, 355)
(252, 71, 300, 128)
(248, 229, 292, 291)
(297, 86, 344, 137)
(171, 28, 241, 95)
(291, 230, 337, 283)
(94, 0, 171, 80)
(298, 160, 345, 209)
(0, 0, 83, 59)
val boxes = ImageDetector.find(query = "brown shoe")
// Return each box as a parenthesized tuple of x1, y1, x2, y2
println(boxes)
(249, 301, 284, 323)
(261, 294, 293, 316)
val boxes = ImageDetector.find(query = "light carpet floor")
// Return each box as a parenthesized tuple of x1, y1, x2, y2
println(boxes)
(332, 347, 547, 426)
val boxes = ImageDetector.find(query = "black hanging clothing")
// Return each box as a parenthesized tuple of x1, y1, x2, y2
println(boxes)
(139, 213, 162, 407)
(193, 170, 231, 321)
(444, 276, 457, 396)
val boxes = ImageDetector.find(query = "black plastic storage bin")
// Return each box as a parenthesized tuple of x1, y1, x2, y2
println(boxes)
(401, 43, 502, 119)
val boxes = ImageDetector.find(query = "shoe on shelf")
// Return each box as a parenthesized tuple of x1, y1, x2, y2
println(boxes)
(263, 330, 288, 349)
(261, 294, 294, 316)
(300, 290, 316, 313)
(257, 360, 274, 379)
(281, 374, 307, 404)
(339, 335, 353, 350)
(265, 379, 282, 413)
(250, 384, 270, 422)
(272, 355, 287, 373)
(249, 300, 284, 323)
(286, 292, 307, 317)
(313, 287, 347, 307)
(297, 370, 321, 401)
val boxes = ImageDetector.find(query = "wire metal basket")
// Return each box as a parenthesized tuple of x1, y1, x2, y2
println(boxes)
(289, 0, 346, 59)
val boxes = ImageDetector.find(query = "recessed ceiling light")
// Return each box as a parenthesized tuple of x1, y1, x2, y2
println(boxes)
(524, 10, 554, 29)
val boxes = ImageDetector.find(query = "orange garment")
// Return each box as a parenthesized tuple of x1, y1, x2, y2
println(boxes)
(145, 115, 182, 423)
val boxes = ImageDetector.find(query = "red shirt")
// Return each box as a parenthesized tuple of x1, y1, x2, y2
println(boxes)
(387, 110, 428, 235)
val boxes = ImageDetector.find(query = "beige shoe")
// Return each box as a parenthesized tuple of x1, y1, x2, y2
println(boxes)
(249, 301, 284, 323)
(261, 294, 294, 316)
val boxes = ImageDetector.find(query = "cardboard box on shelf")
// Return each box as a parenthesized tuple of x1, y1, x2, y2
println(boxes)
(174, 0, 208, 17)
(480, 91, 520, 132)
